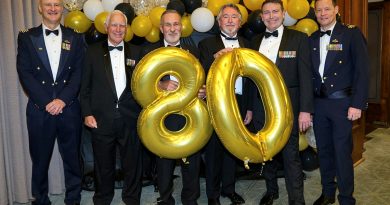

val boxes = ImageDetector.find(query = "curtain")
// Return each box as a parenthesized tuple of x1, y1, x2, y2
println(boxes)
(0, 0, 67, 204)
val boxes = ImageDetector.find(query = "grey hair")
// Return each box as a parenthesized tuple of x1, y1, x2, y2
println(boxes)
(105, 10, 128, 26)
(216, 3, 242, 22)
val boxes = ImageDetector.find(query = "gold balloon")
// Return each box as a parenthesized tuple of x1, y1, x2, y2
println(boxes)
(287, 0, 310, 19)
(283, 0, 289, 10)
(131, 15, 153, 37)
(295, 18, 319, 36)
(206, 48, 293, 167)
(207, 0, 226, 16)
(299, 132, 309, 151)
(149, 6, 166, 28)
(145, 26, 160, 43)
(124, 26, 134, 42)
(236, 4, 248, 25)
(94, 11, 109, 34)
(64, 10, 92, 33)
(181, 15, 193, 37)
(131, 47, 213, 159)
(243, 0, 264, 11)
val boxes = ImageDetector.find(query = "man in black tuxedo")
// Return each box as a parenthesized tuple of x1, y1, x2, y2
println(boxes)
(140, 10, 205, 205)
(16, 0, 84, 204)
(310, 0, 368, 204)
(250, 1, 313, 205)
(80, 10, 142, 205)
(198, 4, 253, 205)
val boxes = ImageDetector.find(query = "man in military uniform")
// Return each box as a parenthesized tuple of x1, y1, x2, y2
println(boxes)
(16, 0, 84, 204)
(309, 0, 368, 204)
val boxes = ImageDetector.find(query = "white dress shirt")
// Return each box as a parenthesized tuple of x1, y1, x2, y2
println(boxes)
(43, 24, 61, 81)
(108, 41, 126, 100)
(319, 22, 337, 81)
(259, 25, 284, 64)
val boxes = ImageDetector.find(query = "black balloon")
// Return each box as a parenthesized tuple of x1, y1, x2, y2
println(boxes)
(300, 147, 319, 172)
(247, 10, 266, 34)
(183, 0, 202, 14)
(115, 3, 136, 24)
(84, 24, 107, 45)
(304, 7, 316, 21)
(241, 26, 257, 41)
(167, 0, 186, 16)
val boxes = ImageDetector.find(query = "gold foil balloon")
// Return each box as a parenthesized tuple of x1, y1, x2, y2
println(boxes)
(63, 0, 86, 11)
(131, 15, 153, 37)
(149, 7, 166, 28)
(181, 15, 193, 37)
(236, 3, 248, 25)
(295, 18, 319, 36)
(145, 26, 160, 43)
(243, 0, 264, 11)
(124, 26, 134, 42)
(94, 11, 109, 34)
(64, 10, 92, 33)
(207, 0, 225, 16)
(206, 48, 293, 167)
(131, 47, 213, 159)
(130, 0, 156, 15)
(287, 0, 310, 19)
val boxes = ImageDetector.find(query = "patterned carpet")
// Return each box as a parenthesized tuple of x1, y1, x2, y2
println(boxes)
(17, 128, 390, 205)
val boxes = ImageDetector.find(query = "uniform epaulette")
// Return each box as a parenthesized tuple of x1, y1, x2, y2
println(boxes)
(19, 28, 29, 33)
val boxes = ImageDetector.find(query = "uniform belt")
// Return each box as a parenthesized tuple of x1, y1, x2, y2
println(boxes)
(317, 86, 352, 99)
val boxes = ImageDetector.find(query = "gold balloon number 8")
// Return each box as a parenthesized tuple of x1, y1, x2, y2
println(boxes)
(131, 47, 213, 159)
(206, 48, 293, 167)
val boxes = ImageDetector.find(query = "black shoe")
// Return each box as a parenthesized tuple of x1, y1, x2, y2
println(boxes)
(221, 192, 245, 204)
(259, 193, 279, 205)
(313, 195, 335, 205)
(208, 198, 221, 205)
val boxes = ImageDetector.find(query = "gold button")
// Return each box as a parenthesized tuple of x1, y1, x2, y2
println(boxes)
(323, 77, 327, 80)
(68, 66, 71, 69)
(42, 81, 45, 84)
(339, 60, 342, 64)
(55, 82, 58, 85)
(37, 67, 40, 70)
(331, 84, 334, 87)
(334, 73, 337, 76)
(63, 80, 66, 83)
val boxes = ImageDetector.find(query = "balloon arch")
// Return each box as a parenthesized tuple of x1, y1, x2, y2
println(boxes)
(63, 0, 319, 44)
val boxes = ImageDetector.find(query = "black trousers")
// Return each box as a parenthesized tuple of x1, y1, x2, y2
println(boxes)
(313, 97, 355, 205)
(156, 114, 201, 205)
(91, 117, 142, 205)
(27, 102, 82, 205)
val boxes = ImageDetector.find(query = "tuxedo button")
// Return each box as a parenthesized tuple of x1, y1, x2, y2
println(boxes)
(334, 73, 337, 76)
(63, 80, 67, 83)
(339, 60, 342, 64)
(55, 82, 58, 85)
(68, 66, 71, 69)
(331, 84, 334, 87)
(51, 83, 55, 86)
(42, 81, 45, 84)
(37, 66, 40, 70)
(323, 77, 327, 80)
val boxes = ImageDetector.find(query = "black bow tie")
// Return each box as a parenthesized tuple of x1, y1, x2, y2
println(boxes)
(220, 32, 238, 41)
(45, 29, 59, 36)
(320, 30, 331, 37)
(168, 45, 180, 48)
(264, 30, 278, 38)
(108, 45, 123, 51)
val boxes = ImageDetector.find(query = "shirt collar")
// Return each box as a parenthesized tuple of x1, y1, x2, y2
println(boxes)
(164, 39, 180, 47)
(220, 31, 238, 39)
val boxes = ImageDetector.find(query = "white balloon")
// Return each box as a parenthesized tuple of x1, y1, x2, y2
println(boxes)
(83, 0, 104, 21)
(283, 11, 298, 26)
(102, 0, 123, 12)
(190, 8, 214, 32)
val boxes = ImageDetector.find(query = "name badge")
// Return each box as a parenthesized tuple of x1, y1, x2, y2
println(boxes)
(62, 40, 71, 51)
(279, 51, 296, 58)
(326, 44, 343, 51)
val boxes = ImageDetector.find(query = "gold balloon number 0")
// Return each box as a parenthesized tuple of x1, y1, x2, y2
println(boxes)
(206, 48, 293, 167)
(131, 47, 213, 159)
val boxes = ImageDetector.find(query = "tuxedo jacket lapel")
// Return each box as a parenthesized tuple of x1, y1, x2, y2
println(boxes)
(30, 26, 51, 76)
(102, 42, 118, 99)
(57, 25, 73, 79)
(311, 32, 321, 77)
